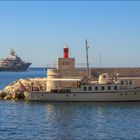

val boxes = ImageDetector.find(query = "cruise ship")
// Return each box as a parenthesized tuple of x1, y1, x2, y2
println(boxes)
(0, 49, 31, 71)
(24, 41, 140, 102)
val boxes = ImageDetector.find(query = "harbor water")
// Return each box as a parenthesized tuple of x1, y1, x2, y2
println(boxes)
(1, 68, 140, 140)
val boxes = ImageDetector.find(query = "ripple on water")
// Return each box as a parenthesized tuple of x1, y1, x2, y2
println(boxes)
(1, 99, 140, 139)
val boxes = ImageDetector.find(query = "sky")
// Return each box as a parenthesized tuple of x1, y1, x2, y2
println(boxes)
(0, 1, 140, 67)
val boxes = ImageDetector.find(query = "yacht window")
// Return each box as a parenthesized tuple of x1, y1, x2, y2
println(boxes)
(101, 86, 105, 90)
(95, 86, 98, 91)
(89, 86, 92, 91)
(114, 86, 117, 90)
(129, 80, 132, 85)
(125, 80, 129, 85)
(108, 86, 111, 90)
(83, 87, 87, 91)
(121, 81, 124, 85)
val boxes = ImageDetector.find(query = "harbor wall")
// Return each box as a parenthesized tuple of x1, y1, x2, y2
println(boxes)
(77, 67, 140, 78)
(47, 67, 140, 86)
(78, 67, 140, 87)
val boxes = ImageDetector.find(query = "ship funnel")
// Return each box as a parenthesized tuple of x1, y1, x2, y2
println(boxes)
(98, 73, 110, 84)
(64, 46, 69, 58)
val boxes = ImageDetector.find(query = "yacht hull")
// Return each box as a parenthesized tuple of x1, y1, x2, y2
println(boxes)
(24, 90, 140, 102)
(0, 63, 31, 71)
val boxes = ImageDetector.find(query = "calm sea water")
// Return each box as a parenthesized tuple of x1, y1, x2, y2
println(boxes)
(1, 68, 140, 140)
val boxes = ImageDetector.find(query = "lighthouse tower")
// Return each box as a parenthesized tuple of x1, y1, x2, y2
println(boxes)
(46, 46, 81, 91)
(57, 46, 75, 70)
(47, 46, 80, 79)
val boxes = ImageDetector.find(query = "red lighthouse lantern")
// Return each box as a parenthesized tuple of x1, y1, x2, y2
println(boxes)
(64, 47, 69, 58)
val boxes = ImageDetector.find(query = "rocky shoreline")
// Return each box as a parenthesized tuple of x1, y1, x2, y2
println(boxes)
(0, 78, 47, 100)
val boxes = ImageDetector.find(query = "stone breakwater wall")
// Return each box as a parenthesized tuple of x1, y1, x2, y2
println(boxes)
(77, 67, 140, 78)
(90, 68, 140, 78)
(0, 78, 47, 100)
(78, 67, 140, 87)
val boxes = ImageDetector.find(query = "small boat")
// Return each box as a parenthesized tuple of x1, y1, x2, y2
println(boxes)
(24, 41, 140, 101)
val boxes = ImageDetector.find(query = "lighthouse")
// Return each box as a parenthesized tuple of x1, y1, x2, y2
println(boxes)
(63, 47, 69, 58)
(47, 45, 82, 79)
(57, 46, 75, 70)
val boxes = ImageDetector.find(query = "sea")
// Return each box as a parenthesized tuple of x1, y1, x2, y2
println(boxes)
(0, 68, 140, 140)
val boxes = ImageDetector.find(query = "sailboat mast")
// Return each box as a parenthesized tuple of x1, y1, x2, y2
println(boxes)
(85, 39, 90, 79)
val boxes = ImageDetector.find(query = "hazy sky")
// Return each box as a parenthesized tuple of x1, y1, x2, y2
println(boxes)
(0, 1, 140, 67)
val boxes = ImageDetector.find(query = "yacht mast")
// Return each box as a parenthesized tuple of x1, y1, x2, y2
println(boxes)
(85, 39, 90, 79)
(99, 53, 102, 67)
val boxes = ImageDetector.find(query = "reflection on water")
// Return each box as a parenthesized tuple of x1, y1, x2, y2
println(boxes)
(1, 100, 140, 139)
(36, 102, 140, 140)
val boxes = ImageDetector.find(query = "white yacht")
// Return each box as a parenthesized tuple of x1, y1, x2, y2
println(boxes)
(24, 41, 140, 101)
(24, 73, 140, 101)
(0, 49, 31, 71)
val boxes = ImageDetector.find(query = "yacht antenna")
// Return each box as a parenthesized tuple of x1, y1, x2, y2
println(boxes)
(85, 39, 90, 79)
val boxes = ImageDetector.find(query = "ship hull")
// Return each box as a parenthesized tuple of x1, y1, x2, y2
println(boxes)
(24, 90, 140, 102)
(0, 63, 31, 71)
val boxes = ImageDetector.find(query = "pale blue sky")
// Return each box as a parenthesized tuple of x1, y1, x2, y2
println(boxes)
(0, 1, 140, 67)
